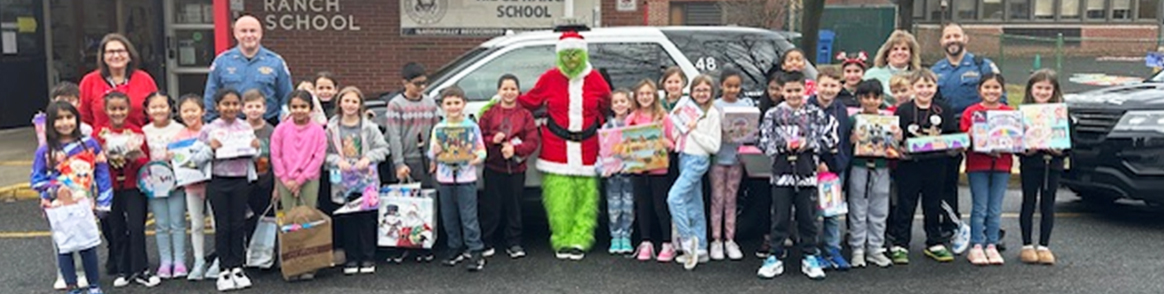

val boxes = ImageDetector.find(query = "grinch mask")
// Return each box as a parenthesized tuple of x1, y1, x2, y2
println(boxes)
(557, 49, 589, 79)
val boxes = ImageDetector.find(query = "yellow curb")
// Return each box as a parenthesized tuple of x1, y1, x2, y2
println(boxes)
(0, 183, 38, 201)
(0, 161, 33, 166)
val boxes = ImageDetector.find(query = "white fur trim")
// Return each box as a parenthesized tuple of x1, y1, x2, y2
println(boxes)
(567, 71, 585, 169)
(556, 38, 587, 52)
(537, 159, 595, 176)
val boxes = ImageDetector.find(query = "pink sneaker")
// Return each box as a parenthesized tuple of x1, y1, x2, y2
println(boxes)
(172, 263, 188, 278)
(635, 241, 654, 261)
(156, 263, 172, 279)
(656, 243, 676, 263)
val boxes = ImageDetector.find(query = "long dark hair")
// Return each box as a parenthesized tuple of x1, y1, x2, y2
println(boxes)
(45, 101, 84, 165)
(97, 33, 142, 78)
(1023, 69, 1063, 104)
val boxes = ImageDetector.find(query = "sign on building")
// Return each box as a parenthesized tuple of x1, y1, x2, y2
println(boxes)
(400, 0, 598, 36)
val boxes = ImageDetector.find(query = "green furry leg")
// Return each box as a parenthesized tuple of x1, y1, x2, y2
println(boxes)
(542, 174, 600, 251)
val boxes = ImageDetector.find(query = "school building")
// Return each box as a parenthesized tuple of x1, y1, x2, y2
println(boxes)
(1, 0, 1160, 128)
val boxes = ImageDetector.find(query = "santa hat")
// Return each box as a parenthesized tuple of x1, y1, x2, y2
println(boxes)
(556, 31, 587, 53)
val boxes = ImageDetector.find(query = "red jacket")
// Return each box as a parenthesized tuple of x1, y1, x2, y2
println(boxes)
(478, 103, 541, 174)
(79, 70, 158, 129)
(960, 103, 1014, 173)
(518, 67, 611, 176)
(94, 125, 151, 190)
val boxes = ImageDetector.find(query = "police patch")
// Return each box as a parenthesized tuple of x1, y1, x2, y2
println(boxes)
(258, 66, 273, 75)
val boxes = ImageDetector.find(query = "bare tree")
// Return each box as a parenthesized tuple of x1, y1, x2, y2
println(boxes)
(718, 0, 790, 30)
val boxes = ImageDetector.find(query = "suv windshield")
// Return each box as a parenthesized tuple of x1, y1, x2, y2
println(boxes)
(662, 29, 816, 100)
(1149, 71, 1164, 83)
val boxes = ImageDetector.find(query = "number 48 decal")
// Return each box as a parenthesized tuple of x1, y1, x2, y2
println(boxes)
(694, 57, 717, 71)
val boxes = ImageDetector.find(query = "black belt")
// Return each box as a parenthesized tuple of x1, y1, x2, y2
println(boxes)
(546, 116, 599, 142)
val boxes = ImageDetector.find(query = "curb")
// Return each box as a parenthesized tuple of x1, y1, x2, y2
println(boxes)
(0, 183, 39, 201)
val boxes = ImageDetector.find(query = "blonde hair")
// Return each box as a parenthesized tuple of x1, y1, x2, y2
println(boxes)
(632, 79, 666, 121)
(873, 30, 922, 69)
(335, 86, 366, 117)
(689, 75, 717, 109)
(888, 73, 912, 91)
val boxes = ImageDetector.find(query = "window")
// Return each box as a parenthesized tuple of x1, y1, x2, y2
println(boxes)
(1086, 0, 1106, 19)
(913, 0, 926, 19)
(589, 43, 678, 90)
(983, 0, 1004, 20)
(955, 0, 977, 20)
(1034, 0, 1054, 19)
(1112, 0, 1132, 19)
(1010, 0, 1032, 19)
(927, 0, 952, 21)
(662, 30, 815, 100)
(1139, 0, 1159, 19)
(682, 2, 722, 26)
(456, 45, 556, 101)
(1061, 0, 1081, 19)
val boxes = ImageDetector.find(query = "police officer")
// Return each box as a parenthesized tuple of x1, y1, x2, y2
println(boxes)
(931, 22, 1004, 255)
(203, 14, 293, 125)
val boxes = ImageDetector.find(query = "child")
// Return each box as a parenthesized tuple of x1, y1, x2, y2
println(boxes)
(325, 87, 390, 274)
(141, 93, 189, 279)
(961, 73, 1013, 266)
(286, 81, 328, 125)
(780, 49, 815, 96)
(756, 71, 838, 280)
(386, 62, 440, 262)
(43, 82, 95, 290)
(887, 74, 913, 112)
(847, 80, 898, 268)
(93, 91, 160, 288)
(477, 74, 539, 259)
(601, 89, 636, 255)
(315, 72, 339, 121)
(32, 101, 112, 294)
(810, 67, 853, 270)
(888, 69, 959, 265)
(199, 89, 258, 292)
(1018, 69, 1065, 266)
(241, 90, 276, 257)
(838, 52, 869, 108)
(271, 90, 327, 212)
(429, 86, 488, 271)
(667, 75, 722, 271)
(174, 95, 215, 281)
(710, 69, 752, 261)
(752, 71, 785, 259)
(627, 79, 676, 262)
(659, 67, 688, 112)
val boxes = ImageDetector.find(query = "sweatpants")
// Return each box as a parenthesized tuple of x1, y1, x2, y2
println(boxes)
(889, 159, 947, 249)
(848, 165, 891, 253)
(769, 186, 819, 257)
(940, 153, 964, 235)
(104, 189, 149, 276)
(709, 164, 743, 241)
(208, 176, 251, 270)
(633, 174, 671, 243)
(605, 174, 634, 240)
(438, 182, 484, 252)
(337, 210, 378, 264)
(480, 169, 525, 249)
(1020, 163, 1061, 247)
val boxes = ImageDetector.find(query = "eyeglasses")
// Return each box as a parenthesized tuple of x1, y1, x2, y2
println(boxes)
(104, 49, 129, 56)
(410, 79, 428, 86)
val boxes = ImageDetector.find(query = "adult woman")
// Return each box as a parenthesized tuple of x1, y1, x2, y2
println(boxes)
(863, 30, 922, 105)
(79, 33, 158, 128)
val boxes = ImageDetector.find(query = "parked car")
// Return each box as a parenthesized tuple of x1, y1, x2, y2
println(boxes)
(1063, 71, 1164, 206)
(370, 25, 817, 188)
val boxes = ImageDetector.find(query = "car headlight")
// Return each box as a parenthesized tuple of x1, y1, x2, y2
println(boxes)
(1113, 110, 1164, 134)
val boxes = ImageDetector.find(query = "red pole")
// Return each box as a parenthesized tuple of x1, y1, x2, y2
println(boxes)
(213, 0, 230, 54)
(642, 0, 649, 25)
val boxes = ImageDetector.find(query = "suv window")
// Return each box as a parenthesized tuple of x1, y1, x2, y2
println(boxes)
(454, 42, 677, 100)
(663, 31, 815, 100)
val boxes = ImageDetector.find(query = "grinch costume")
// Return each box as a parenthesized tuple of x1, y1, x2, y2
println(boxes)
(519, 31, 611, 258)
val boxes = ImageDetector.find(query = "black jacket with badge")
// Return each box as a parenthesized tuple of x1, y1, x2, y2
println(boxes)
(895, 99, 959, 162)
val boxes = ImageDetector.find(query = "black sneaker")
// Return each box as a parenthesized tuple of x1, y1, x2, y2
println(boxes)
(997, 229, 1008, 252)
(342, 262, 359, 275)
(388, 250, 408, 264)
(567, 247, 585, 260)
(465, 252, 485, 272)
(441, 251, 468, 266)
(755, 239, 772, 259)
(133, 272, 161, 287)
(506, 245, 526, 259)
(415, 250, 435, 263)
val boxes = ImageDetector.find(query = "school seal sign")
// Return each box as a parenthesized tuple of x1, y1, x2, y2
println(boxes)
(404, 0, 447, 25)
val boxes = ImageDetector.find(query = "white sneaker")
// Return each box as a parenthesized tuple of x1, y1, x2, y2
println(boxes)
(866, 250, 893, 268)
(697, 250, 710, 263)
(710, 241, 725, 260)
(77, 274, 88, 288)
(757, 256, 784, 279)
(205, 259, 221, 278)
(683, 237, 699, 270)
(851, 249, 867, 268)
(725, 240, 744, 260)
(112, 276, 130, 288)
(231, 268, 251, 289)
(54, 274, 66, 290)
(952, 223, 971, 255)
(215, 273, 235, 292)
(482, 247, 496, 258)
(802, 255, 827, 280)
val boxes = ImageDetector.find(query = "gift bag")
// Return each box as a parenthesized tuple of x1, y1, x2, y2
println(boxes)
(277, 206, 332, 280)
(45, 198, 102, 254)
(378, 183, 436, 249)
(817, 172, 848, 217)
(246, 205, 277, 269)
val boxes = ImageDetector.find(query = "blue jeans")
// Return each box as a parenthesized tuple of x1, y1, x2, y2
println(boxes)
(969, 172, 1009, 246)
(58, 247, 99, 288)
(149, 189, 188, 266)
(438, 182, 484, 252)
(605, 175, 634, 239)
(667, 154, 710, 251)
(821, 173, 845, 252)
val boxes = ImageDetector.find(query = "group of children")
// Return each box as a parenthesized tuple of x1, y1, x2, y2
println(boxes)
(32, 50, 1069, 294)
(598, 48, 1067, 281)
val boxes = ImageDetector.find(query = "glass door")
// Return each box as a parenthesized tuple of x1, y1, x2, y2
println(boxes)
(164, 0, 215, 96)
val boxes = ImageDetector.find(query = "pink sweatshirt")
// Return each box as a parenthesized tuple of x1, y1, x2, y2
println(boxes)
(271, 120, 327, 184)
(626, 109, 675, 175)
